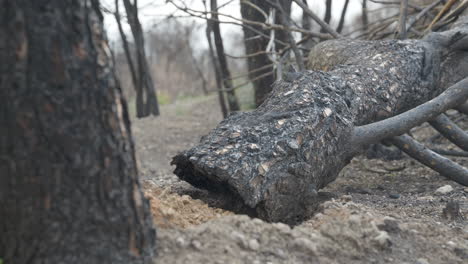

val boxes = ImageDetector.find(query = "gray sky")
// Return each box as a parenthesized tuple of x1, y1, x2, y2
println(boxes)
(101, 0, 379, 51)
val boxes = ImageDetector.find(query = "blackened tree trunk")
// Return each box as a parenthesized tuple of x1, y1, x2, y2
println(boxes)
(321, 0, 332, 34)
(240, 0, 274, 107)
(362, 0, 369, 33)
(210, 0, 240, 112)
(206, 19, 229, 118)
(172, 22, 468, 224)
(301, 0, 314, 49)
(240, 0, 292, 107)
(274, 0, 293, 50)
(115, 0, 142, 116)
(0, 1, 156, 263)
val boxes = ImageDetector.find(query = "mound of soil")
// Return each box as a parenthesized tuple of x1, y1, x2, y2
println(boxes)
(143, 181, 232, 229)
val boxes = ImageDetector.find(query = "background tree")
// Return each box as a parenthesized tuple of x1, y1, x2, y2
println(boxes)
(210, 0, 240, 112)
(0, 1, 156, 263)
(120, 0, 160, 117)
(240, 0, 292, 107)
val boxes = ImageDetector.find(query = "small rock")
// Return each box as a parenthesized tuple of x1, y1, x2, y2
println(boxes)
(161, 207, 176, 218)
(231, 231, 247, 245)
(435, 185, 453, 195)
(272, 222, 291, 233)
(252, 218, 264, 225)
(463, 187, 468, 193)
(442, 200, 462, 220)
(446, 240, 456, 247)
(388, 193, 400, 199)
(376, 185, 386, 191)
(454, 247, 468, 259)
(372, 231, 392, 249)
(176, 237, 188, 247)
(248, 239, 260, 251)
(378, 217, 400, 233)
(416, 258, 430, 264)
(345, 186, 372, 194)
(341, 194, 352, 201)
(191, 240, 203, 250)
(291, 237, 317, 254)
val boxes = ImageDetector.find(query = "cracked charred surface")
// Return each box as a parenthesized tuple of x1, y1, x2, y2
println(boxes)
(172, 30, 464, 224)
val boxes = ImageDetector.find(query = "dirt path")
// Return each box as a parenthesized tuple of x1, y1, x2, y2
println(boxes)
(132, 95, 468, 264)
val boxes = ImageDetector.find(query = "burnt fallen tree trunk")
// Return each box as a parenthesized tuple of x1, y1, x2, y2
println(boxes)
(172, 20, 468, 224)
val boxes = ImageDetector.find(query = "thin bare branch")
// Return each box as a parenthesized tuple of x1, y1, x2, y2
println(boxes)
(227, 63, 275, 81)
(273, 0, 305, 71)
(429, 114, 468, 151)
(169, 0, 332, 40)
(389, 135, 468, 186)
(425, 0, 458, 32)
(224, 50, 275, 59)
(292, 0, 341, 38)
(430, 147, 468, 157)
(219, 71, 275, 92)
(406, 0, 442, 32)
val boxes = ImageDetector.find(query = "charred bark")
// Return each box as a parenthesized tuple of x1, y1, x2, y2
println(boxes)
(172, 21, 468, 224)
(0, 1, 156, 263)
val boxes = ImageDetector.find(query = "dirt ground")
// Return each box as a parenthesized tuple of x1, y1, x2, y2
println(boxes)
(132, 95, 468, 264)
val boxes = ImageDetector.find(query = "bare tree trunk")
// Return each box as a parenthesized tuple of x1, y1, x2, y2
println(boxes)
(184, 29, 208, 95)
(336, 0, 350, 34)
(206, 19, 228, 118)
(115, 0, 145, 117)
(301, 0, 314, 49)
(240, 0, 275, 107)
(362, 0, 369, 33)
(321, 0, 332, 34)
(0, 1, 156, 263)
(172, 24, 468, 224)
(122, 0, 159, 117)
(274, 0, 293, 50)
(210, 0, 240, 112)
(398, 0, 409, 39)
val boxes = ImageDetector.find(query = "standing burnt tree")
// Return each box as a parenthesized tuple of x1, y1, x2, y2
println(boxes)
(0, 1, 156, 263)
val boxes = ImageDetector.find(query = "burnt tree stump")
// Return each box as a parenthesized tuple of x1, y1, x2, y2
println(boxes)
(172, 21, 468, 224)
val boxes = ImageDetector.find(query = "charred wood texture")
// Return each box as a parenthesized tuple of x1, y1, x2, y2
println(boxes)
(173, 21, 468, 224)
(0, 1, 156, 263)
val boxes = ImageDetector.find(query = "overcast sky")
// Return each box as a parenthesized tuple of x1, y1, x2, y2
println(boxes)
(101, 0, 378, 51)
